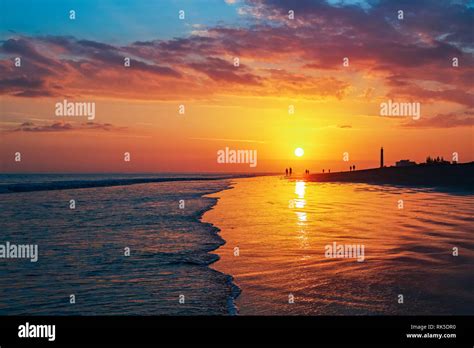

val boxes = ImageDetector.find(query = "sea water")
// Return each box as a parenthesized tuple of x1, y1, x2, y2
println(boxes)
(0, 174, 238, 315)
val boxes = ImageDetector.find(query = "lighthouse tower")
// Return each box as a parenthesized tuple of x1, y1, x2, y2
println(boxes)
(380, 147, 384, 168)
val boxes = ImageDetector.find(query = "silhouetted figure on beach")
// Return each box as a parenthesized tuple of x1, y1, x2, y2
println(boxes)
(329, 169, 331, 173)
(285, 168, 288, 176)
(353, 165, 356, 171)
(289, 167, 292, 175)
(323, 169, 325, 173)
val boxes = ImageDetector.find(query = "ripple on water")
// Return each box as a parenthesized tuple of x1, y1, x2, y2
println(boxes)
(205, 176, 474, 315)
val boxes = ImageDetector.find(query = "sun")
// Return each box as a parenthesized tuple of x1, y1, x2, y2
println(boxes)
(294, 147, 304, 157)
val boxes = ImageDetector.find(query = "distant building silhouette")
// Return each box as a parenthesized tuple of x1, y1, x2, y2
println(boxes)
(396, 159, 416, 167)
(425, 156, 450, 165)
(380, 147, 384, 168)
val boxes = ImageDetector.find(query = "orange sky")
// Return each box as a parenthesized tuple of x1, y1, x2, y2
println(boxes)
(1, 94, 472, 173)
(1, 1, 473, 173)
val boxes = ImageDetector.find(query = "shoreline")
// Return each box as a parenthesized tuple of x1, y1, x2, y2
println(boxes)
(198, 181, 241, 316)
(0, 174, 262, 194)
(303, 162, 474, 189)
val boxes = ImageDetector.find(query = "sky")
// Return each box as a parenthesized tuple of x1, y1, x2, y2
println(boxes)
(0, 0, 473, 173)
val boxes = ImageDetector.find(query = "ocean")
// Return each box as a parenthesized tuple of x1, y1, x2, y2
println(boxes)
(0, 174, 239, 315)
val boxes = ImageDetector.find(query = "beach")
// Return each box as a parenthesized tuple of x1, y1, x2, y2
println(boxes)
(1, 174, 473, 316)
(306, 162, 474, 189)
(204, 176, 474, 315)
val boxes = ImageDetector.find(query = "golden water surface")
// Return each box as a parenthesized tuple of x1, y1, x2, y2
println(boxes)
(203, 176, 474, 315)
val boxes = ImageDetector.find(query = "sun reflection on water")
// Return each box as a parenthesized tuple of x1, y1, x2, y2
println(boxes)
(294, 181, 309, 252)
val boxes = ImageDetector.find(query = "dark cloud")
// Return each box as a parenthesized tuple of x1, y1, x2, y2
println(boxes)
(76, 40, 116, 51)
(12, 90, 57, 97)
(10, 121, 126, 133)
(388, 86, 474, 108)
(402, 110, 474, 128)
(0, 77, 44, 90)
(187, 57, 262, 85)
(1, 38, 59, 67)
(0, 0, 472, 102)
(13, 121, 73, 132)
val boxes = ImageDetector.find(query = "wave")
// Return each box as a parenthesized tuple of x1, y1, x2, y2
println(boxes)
(0, 175, 241, 315)
(0, 175, 249, 194)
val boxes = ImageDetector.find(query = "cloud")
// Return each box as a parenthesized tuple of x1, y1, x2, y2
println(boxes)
(187, 57, 262, 85)
(9, 121, 126, 133)
(0, 36, 185, 100)
(0, 0, 472, 104)
(190, 137, 266, 143)
(387, 86, 474, 108)
(402, 110, 474, 128)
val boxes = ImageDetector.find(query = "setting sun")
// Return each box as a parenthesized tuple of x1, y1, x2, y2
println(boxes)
(295, 148, 304, 157)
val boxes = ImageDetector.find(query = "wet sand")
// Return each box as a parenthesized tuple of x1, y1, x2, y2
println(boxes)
(203, 176, 474, 315)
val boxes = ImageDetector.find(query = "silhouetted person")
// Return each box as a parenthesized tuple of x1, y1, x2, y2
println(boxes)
(329, 169, 331, 173)
(353, 165, 356, 171)
(285, 168, 288, 176)
(289, 167, 292, 175)
(323, 169, 325, 173)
